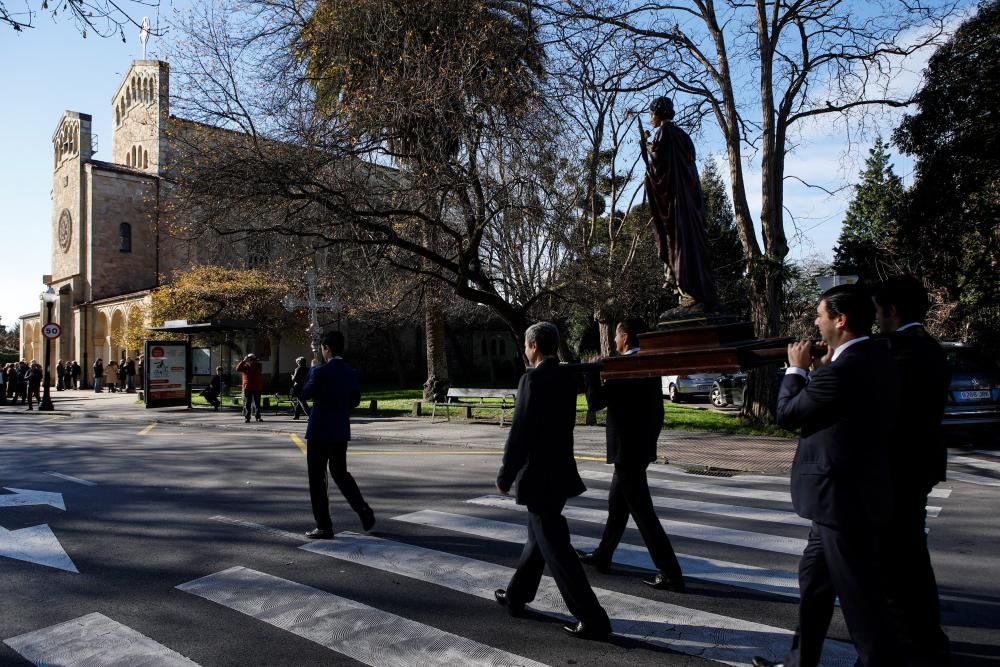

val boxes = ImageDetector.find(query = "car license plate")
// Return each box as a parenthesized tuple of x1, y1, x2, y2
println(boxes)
(957, 390, 991, 400)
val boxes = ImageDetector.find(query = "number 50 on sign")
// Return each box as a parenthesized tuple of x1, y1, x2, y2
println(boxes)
(42, 323, 62, 339)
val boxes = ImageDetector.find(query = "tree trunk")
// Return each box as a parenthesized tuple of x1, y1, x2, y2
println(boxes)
(423, 290, 449, 402)
(595, 305, 612, 357)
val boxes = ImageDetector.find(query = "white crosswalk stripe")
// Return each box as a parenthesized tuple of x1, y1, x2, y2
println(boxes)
(945, 470, 1000, 487)
(950, 454, 1000, 474)
(179, 566, 547, 667)
(301, 531, 857, 666)
(4, 612, 199, 666)
(394, 509, 803, 600)
(582, 468, 951, 505)
(647, 467, 792, 485)
(468, 494, 808, 556)
(580, 487, 813, 526)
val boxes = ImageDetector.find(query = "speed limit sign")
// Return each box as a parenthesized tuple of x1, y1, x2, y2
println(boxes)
(42, 323, 62, 339)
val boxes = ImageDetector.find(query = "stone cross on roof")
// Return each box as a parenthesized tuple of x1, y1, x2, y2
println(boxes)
(282, 270, 339, 366)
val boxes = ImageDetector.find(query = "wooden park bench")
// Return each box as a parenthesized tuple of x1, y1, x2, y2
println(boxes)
(431, 387, 518, 426)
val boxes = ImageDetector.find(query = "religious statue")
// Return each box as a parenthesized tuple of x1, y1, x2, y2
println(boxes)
(641, 96, 717, 318)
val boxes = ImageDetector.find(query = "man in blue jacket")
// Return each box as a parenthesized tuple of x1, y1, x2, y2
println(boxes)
(301, 330, 375, 539)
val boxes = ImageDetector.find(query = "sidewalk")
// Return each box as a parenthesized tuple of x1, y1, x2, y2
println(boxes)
(1, 390, 797, 474)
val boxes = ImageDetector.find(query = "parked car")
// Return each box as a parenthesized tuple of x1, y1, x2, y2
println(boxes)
(712, 372, 747, 407)
(662, 373, 719, 403)
(941, 342, 1000, 430)
(710, 368, 790, 408)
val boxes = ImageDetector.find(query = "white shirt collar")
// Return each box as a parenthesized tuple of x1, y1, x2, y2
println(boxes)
(896, 322, 922, 332)
(624, 347, 641, 356)
(831, 335, 870, 362)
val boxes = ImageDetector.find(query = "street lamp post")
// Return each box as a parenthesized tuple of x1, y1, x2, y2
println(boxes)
(39, 286, 58, 412)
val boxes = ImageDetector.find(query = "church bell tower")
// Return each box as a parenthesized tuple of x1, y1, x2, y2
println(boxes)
(111, 60, 169, 174)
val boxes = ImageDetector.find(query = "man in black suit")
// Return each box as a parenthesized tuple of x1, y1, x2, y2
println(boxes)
(874, 276, 951, 664)
(754, 284, 903, 667)
(576, 319, 685, 592)
(494, 322, 612, 640)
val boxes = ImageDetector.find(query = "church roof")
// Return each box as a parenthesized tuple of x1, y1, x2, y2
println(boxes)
(87, 159, 158, 179)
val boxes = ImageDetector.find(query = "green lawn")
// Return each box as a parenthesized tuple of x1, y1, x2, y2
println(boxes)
(358, 387, 795, 438)
(187, 386, 794, 438)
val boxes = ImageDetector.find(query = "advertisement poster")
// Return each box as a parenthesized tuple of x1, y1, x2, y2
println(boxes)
(192, 347, 212, 376)
(144, 341, 191, 408)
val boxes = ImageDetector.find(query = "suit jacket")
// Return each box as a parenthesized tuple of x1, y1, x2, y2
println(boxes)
(497, 358, 586, 509)
(585, 371, 663, 467)
(302, 357, 361, 442)
(777, 338, 897, 529)
(883, 326, 950, 489)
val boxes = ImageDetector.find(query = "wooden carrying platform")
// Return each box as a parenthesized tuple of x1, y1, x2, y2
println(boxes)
(600, 321, 791, 380)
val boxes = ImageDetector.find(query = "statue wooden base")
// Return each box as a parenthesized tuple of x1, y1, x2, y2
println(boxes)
(600, 320, 791, 380)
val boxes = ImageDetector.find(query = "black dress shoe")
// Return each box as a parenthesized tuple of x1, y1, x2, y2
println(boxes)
(562, 620, 611, 641)
(575, 549, 611, 573)
(494, 589, 525, 617)
(304, 528, 334, 539)
(751, 657, 783, 667)
(360, 507, 376, 532)
(642, 572, 686, 592)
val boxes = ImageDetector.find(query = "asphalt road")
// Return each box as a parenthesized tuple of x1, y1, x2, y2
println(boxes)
(0, 411, 998, 666)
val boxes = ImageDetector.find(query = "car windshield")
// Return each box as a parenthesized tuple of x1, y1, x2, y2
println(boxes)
(945, 348, 999, 373)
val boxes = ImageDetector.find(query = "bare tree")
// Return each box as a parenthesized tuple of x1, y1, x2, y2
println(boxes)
(2, 0, 163, 38)
(553, 0, 959, 421)
(547, 21, 664, 355)
(162, 1, 574, 366)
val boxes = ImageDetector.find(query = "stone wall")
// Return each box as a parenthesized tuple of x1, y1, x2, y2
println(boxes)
(86, 166, 159, 301)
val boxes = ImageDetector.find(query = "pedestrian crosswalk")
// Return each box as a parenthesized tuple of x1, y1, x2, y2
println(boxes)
(179, 566, 548, 667)
(5, 457, 971, 667)
(4, 612, 199, 666)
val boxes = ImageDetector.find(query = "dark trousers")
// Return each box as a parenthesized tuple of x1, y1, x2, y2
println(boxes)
(885, 485, 949, 660)
(787, 523, 902, 667)
(292, 395, 310, 419)
(242, 391, 262, 420)
(506, 500, 610, 628)
(307, 439, 368, 532)
(596, 463, 683, 579)
(202, 388, 221, 408)
(26, 384, 39, 409)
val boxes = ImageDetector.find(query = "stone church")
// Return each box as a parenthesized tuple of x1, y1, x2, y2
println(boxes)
(18, 59, 308, 385)
(19, 58, 524, 388)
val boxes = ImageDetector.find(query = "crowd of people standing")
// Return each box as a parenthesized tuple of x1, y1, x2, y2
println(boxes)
(2, 355, 145, 409)
(1, 360, 43, 409)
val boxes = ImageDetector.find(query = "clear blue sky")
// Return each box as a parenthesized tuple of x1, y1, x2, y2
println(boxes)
(0, 2, 933, 332)
(0, 7, 178, 330)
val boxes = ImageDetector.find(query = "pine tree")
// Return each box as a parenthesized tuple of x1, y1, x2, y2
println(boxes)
(832, 138, 905, 281)
(701, 158, 747, 315)
(893, 0, 1000, 353)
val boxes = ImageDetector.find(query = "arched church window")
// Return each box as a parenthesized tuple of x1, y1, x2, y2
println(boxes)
(116, 108, 120, 126)
(143, 149, 148, 169)
(119, 223, 132, 253)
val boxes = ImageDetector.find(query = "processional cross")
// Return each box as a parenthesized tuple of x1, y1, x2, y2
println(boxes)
(282, 270, 340, 366)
